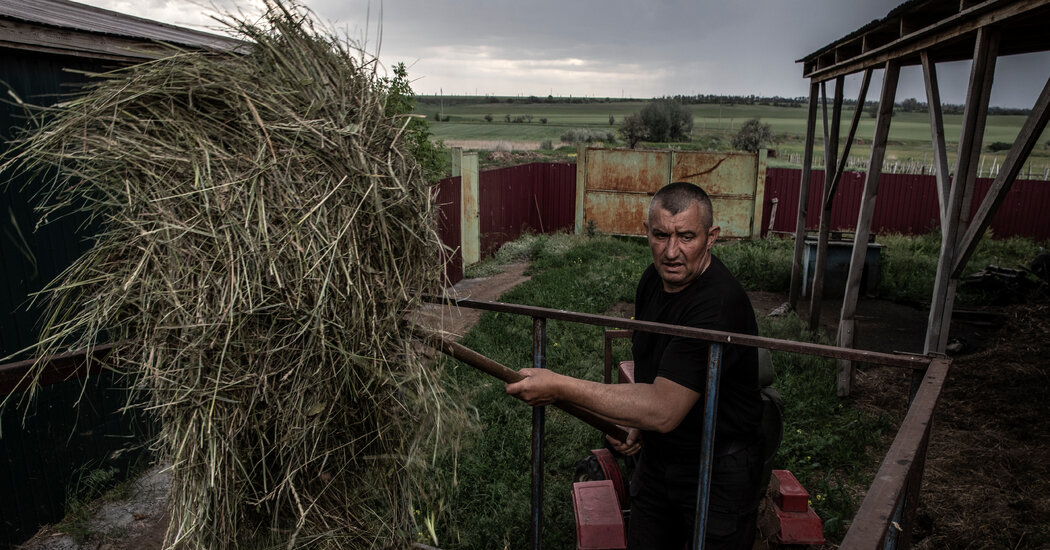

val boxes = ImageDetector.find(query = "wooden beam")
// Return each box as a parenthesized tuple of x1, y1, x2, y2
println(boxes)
(839, 357, 951, 549)
(924, 27, 999, 355)
(827, 69, 873, 206)
(836, 60, 900, 396)
(921, 51, 952, 223)
(952, 74, 1050, 277)
(788, 83, 819, 310)
(809, 76, 844, 330)
(803, 0, 1047, 81)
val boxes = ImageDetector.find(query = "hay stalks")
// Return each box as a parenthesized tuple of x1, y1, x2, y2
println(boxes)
(2, 2, 462, 548)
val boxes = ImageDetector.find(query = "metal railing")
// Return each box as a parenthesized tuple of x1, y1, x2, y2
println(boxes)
(424, 295, 951, 550)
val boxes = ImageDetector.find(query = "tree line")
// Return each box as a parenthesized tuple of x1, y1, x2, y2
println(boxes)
(416, 93, 1032, 116)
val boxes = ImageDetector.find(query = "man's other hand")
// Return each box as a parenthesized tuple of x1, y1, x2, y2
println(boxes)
(606, 427, 642, 456)
(505, 368, 562, 406)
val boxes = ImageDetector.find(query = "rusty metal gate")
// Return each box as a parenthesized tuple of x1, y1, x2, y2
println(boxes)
(577, 147, 767, 238)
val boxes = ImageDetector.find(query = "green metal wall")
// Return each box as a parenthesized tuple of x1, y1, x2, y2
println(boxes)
(1, 48, 151, 548)
(1, 48, 104, 362)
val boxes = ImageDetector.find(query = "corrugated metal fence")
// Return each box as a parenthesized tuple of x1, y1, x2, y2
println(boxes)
(478, 162, 576, 256)
(435, 175, 463, 286)
(762, 167, 1050, 240)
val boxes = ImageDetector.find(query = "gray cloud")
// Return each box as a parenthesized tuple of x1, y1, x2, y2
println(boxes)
(74, 0, 1048, 106)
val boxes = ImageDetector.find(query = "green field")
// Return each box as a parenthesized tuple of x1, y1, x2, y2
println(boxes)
(413, 99, 1050, 175)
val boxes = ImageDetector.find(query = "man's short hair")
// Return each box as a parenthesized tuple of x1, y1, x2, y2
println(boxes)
(649, 181, 714, 229)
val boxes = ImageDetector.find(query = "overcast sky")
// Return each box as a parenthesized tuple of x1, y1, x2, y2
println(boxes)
(75, 0, 1048, 107)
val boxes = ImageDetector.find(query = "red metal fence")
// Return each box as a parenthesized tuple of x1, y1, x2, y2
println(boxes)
(435, 175, 463, 285)
(478, 162, 577, 256)
(762, 167, 1050, 240)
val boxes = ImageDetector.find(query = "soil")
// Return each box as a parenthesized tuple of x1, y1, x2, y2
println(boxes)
(19, 264, 1050, 550)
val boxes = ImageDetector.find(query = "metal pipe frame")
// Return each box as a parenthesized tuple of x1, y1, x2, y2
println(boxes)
(424, 295, 949, 549)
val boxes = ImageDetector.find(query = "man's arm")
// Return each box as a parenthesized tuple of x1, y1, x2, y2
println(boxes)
(504, 368, 699, 434)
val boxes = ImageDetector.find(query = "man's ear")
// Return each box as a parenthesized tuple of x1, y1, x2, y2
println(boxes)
(707, 225, 721, 249)
(643, 220, 649, 235)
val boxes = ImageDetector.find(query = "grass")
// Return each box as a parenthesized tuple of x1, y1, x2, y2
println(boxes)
(878, 232, 1047, 304)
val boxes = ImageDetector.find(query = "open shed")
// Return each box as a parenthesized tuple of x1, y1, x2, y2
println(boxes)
(789, 2, 1049, 546)
(789, 0, 1050, 392)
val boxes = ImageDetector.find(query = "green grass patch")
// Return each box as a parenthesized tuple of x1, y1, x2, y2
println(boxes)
(877, 232, 1046, 304)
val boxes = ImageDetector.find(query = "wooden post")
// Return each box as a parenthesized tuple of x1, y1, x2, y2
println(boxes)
(809, 77, 844, 330)
(924, 28, 998, 356)
(836, 60, 900, 397)
(752, 148, 768, 238)
(789, 82, 819, 311)
(574, 143, 588, 234)
(921, 52, 951, 224)
(460, 151, 481, 265)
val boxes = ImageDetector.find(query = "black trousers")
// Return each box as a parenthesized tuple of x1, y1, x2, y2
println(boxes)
(625, 442, 762, 550)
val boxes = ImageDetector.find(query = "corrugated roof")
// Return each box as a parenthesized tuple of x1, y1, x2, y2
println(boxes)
(0, 0, 243, 52)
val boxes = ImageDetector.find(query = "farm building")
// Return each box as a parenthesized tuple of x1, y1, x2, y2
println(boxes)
(0, 1, 239, 545)
(789, 0, 1050, 546)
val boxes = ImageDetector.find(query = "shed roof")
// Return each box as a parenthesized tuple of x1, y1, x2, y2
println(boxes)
(798, 0, 1050, 82)
(0, 0, 244, 61)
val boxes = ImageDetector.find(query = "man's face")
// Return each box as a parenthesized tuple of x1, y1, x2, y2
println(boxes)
(644, 201, 719, 293)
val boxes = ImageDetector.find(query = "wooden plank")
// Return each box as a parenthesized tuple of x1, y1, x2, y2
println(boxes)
(802, 0, 1048, 81)
(840, 357, 951, 549)
(809, 77, 844, 330)
(924, 27, 998, 354)
(789, 82, 819, 310)
(952, 74, 1050, 277)
(836, 60, 900, 396)
(921, 51, 952, 223)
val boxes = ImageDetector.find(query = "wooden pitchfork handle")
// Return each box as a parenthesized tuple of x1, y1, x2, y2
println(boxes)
(413, 327, 631, 443)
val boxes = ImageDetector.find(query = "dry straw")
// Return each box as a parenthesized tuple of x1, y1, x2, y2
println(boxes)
(3, 1, 463, 547)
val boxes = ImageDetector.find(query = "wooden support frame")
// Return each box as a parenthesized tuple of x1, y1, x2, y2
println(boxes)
(952, 74, 1050, 277)
(835, 60, 900, 396)
(788, 83, 820, 311)
(808, 77, 844, 329)
(921, 51, 952, 223)
(923, 27, 999, 355)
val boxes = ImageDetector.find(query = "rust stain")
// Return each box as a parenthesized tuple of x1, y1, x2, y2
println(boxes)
(584, 192, 650, 236)
(586, 148, 670, 193)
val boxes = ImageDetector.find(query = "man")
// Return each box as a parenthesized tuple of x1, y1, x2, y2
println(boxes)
(505, 182, 763, 549)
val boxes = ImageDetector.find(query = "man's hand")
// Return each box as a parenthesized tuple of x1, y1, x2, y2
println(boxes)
(505, 368, 562, 406)
(606, 427, 642, 456)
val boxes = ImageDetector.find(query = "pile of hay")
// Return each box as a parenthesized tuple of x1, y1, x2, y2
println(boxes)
(4, 2, 461, 548)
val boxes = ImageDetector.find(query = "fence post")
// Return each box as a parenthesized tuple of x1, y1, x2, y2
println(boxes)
(574, 143, 587, 234)
(752, 149, 768, 238)
(454, 149, 481, 266)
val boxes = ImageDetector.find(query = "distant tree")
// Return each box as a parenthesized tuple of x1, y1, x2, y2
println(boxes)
(504, 114, 511, 123)
(901, 97, 922, 112)
(484, 114, 493, 123)
(525, 114, 534, 123)
(731, 118, 776, 153)
(540, 117, 548, 124)
(639, 98, 693, 142)
(618, 114, 647, 149)
(988, 141, 1012, 152)
(609, 114, 615, 125)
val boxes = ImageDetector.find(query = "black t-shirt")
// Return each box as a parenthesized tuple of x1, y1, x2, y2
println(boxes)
(631, 255, 762, 466)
